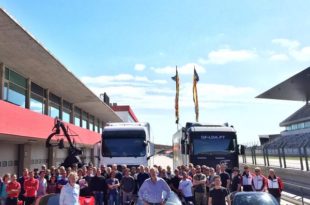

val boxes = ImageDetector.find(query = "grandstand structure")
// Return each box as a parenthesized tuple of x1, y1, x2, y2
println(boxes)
(257, 67, 310, 154)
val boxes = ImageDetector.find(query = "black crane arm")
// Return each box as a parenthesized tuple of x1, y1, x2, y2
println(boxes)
(46, 118, 75, 148)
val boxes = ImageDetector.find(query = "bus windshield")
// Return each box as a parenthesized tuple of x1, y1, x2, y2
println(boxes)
(102, 130, 146, 157)
(192, 132, 236, 155)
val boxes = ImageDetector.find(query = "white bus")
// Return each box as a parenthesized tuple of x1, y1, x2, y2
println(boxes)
(98, 122, 155, 167)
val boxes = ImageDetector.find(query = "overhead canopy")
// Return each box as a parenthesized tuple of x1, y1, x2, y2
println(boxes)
(0, 8, 121, 123)
(256, 67, 310, 102)
(0, 100, 100, 147)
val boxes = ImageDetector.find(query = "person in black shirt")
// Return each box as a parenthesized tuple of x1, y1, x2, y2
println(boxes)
(90, 169, 107, 205)
(209, 175, 231, 205)
(18, 168, 28, 203)
(169, 169, 181, 196)
(136, 165, 149, 190)
(219, 164, 230, 189)
(112, 164, 123, 182)
(230, 167, 242, 192)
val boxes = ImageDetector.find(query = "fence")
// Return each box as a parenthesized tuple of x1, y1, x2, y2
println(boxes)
(240, 139, 310, 171)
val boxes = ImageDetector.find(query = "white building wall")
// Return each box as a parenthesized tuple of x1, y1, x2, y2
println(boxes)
(55, 148, 67, 167)
(115, 111, 135, 122)
(0, 142, 18, 175)
(30, 142, 48, 170)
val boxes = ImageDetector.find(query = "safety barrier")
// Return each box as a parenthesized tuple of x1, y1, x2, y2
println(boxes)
(240, 141, 310, 171)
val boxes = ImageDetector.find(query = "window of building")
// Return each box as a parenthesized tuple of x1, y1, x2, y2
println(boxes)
(74, 107, 81, 126)
(94, 119, 98, 133)
(62, 100, 72, 123)
(99, 121, 103, 133)
(3, 68, 27, 107)
(48, 93, 60, 118)
(49, 104, 59, 118)
(82, 111, 88, 129)
(89, 115, 94, 131)
(30, 82, 45, 114)
(30, 93, 45, 114)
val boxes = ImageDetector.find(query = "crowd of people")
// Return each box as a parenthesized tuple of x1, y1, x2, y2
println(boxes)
(0, 163, 284, 205)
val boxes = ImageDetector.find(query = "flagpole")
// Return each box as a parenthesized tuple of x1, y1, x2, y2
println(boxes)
(172, 65, 180, 130)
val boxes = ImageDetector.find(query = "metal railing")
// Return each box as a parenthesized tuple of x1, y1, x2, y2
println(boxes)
(282, 182, 310, 205)
(240, 139, 310, 171)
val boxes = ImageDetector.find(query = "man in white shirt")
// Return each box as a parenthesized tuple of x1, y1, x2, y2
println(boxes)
(178, 171, 193, 204)
(59, 172, 80, 205)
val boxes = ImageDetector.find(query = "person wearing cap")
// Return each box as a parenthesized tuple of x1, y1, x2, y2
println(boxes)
(241, 165, 254, 191)
(230, 167, 242, 192)
(252, 167, 267, 192)
(267, 169, 284, 203)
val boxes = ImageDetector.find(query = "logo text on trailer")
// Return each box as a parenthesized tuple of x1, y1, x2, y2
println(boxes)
(201, 135, 225, 140)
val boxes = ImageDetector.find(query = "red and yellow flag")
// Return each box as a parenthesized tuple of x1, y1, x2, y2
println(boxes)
(193, 68, 199, 122)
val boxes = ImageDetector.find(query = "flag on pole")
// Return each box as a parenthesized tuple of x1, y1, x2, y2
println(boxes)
(193, 67, 199, 122)
(171, 66, 179, 124)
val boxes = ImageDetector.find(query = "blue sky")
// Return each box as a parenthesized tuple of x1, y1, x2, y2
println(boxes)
(1, 1, 310, 145)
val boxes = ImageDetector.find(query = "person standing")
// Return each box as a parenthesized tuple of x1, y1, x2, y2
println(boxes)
(193, 166, 207, 205)
(59, 172, 80, 205)
(252, 167, 267, 192)
(56, 169, 68, 193)
(120, 168, 135, 205)
(112, 164, 123, 182)
(37, 171, 47, 197)
(267, 169, 284, 204)
(209, 175, 231, 205)
(241, 165, 254, 192)
(0, 173, 10, 205)
(90, 169, 107, 205)
(107, 171, 120, 205)
(6, 175, 20, 205)
(18, 168, 28, 203)
(136, 165, 149, 191)
(178, 171, 193, 204)
(219, 164, 231, 190)
(166, 166, 173, 180)
(138, 167, 171, 205)
(230, 167, 242, 192)
(24, 171, 39, 205)
(46, 175, 57, 194)
(169, 169, 181, 196)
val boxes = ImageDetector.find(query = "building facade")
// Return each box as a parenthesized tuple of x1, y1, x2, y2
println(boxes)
(0, 8, 122, 175)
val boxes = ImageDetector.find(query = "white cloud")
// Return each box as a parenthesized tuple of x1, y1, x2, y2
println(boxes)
(271, 38, 310, 62)
(272, 38, 300, 49)
(81, 72, 256, 111)
(290, 47, 310, 61)
(134, 64, 146, 71)
(269, 53, 289, 61)
(151, 63, 206, 75)
(198, 48, 257, 65)
(80, 74, 166, 86)
(179, 83, 256, 108)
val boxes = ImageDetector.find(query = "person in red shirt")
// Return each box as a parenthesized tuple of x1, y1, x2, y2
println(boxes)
(24, 171, 39, 205)
(6, 174, 21, 205)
